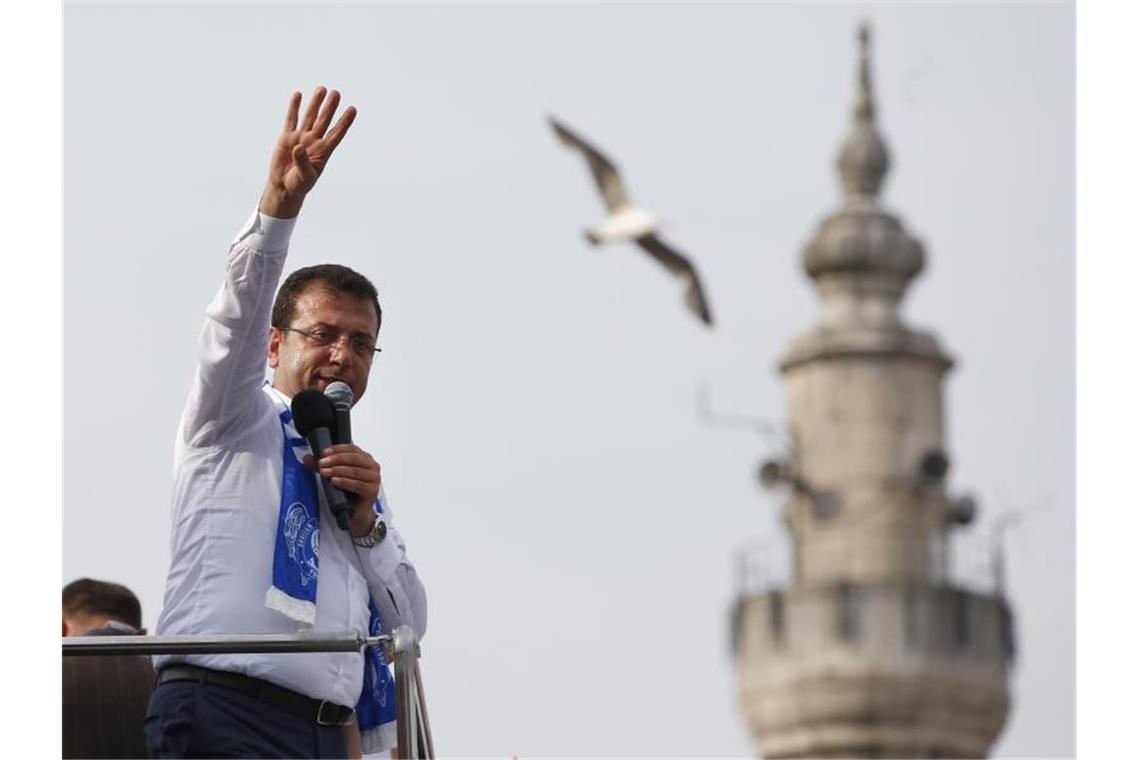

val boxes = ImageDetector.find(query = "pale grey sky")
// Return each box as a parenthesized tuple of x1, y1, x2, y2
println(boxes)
(63, 2, 1073, 756)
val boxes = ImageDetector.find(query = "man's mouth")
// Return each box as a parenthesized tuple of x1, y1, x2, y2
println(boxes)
(314, 375, 345, 390)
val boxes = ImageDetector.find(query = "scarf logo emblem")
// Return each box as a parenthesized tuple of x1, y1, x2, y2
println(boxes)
(283, 501, 320, 585)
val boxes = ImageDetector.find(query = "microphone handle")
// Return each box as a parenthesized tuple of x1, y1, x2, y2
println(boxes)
(307, 427, 353, 531)
(331, 406, 359, 510)
(333, 407, 352, 446)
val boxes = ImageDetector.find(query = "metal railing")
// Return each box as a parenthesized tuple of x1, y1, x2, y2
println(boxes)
(62, 625, 433, 759)
(732, 533, 1008, 599)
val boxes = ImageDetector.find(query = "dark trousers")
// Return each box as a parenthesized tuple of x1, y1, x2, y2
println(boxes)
(145, 680, 348, 759)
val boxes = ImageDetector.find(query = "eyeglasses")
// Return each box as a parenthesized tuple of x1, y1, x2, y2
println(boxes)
(275, 325, 381, 358)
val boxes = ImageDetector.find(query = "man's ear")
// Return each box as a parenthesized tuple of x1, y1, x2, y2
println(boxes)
(267, 327, 282, 369)
(62, 616, 71, 637)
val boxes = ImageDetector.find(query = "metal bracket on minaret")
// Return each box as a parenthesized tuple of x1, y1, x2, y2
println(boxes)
(758, 458, 840, 520)
(915, 450, 978, 527)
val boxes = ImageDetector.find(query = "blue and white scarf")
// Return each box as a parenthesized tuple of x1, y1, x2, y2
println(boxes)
(264, 396, 397, 752)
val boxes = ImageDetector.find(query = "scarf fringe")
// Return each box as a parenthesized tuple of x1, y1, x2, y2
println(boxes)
(361, 720, 398, 754)
(265, 585, 316, 626)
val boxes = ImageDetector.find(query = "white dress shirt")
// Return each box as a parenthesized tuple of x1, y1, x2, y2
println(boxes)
(154, 210, 427, 707)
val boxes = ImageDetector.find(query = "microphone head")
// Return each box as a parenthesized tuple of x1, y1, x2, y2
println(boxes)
(291, 389, 335, 435)
(324, 381, 354, 410)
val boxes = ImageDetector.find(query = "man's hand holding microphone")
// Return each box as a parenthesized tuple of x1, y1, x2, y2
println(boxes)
(292, 383, 383, 540)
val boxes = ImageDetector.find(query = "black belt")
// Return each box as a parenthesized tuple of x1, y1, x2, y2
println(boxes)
(156, 664, 355, 727)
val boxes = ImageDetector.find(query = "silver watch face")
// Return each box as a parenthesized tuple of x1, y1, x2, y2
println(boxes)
(356, 516, 386, 547)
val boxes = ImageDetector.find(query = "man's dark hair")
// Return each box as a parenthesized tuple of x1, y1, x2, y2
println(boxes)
(271, 264, 383, 332)
(62, 578, 143, 630)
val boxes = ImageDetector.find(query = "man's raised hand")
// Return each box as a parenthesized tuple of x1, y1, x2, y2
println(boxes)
(259, 86, 357, 219)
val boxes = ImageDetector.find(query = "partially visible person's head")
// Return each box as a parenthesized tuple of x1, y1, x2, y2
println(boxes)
(62, 578, 143, 636)
(268, 265, 383, 404)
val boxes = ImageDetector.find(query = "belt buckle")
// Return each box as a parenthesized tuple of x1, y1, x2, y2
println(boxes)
(316, 700, 346, 727)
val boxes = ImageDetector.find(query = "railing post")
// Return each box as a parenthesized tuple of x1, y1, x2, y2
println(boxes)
(413, 653, 435, 758)
(392, 624, 433, 759)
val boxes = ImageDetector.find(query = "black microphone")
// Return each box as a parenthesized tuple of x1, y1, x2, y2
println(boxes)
(324, 381, 354, 447)
(324, 381, 359, 509)
(291, 389, 353, 531)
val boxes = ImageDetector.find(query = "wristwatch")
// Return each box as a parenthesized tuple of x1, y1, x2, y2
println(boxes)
(352, 513, 388, 548)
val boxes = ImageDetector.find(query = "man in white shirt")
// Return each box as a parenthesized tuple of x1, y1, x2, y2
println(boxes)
(145, 86, 427, 759)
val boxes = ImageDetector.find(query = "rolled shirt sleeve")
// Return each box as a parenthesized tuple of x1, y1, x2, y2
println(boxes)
(354, 493, 428, 641)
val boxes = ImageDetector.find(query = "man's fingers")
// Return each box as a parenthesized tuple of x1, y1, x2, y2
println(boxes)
(318, 446, 379, 484)
(319, 444, 372, 459)
(330, 475, 378, 497)
(299, 85, 327, 132)
(284, 91, 301, 132)
(312, 89, 341, 137)
(322, 464, 378, 482)
(323, 106, 357, 154)
(318, 456, 379, 478)
(320, 458, 374, 470)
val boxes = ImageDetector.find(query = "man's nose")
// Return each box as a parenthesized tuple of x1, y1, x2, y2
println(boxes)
(327, 337, 355, 365)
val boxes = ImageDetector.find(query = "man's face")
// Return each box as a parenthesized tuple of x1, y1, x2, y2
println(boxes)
(268, 283, 379, 404)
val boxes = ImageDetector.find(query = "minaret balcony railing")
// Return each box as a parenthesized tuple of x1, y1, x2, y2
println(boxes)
(730, 581, 1015, 669)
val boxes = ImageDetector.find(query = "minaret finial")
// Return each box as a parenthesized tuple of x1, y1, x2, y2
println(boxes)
(855, 22, 874, 122)
(837, 21, 890, 199)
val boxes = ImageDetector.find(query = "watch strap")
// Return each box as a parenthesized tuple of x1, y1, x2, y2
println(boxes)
(352, 513, 387, 548)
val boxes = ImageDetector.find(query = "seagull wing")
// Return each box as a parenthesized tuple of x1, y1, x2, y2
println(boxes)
(549, 116, 630, 212)
(635, 233, 715, 326)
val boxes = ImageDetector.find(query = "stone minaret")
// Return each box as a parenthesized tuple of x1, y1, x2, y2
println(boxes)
(732, 26, 1014, 759)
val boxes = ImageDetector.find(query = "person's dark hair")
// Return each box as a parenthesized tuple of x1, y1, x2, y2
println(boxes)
(271, 264, 382, 332)
(62, 578, 143, 630)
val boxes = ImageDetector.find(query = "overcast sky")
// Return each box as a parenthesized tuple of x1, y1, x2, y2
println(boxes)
(62, 2, 1073, 756)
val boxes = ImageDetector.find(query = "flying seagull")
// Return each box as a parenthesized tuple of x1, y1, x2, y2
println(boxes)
(548, 115, 714, 327)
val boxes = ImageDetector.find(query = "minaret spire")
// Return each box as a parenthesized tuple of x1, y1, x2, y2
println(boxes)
(800, 22, 923, 331)
(854, 22, 874, 122)
(838, 22, 889, 199)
